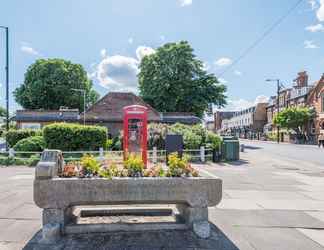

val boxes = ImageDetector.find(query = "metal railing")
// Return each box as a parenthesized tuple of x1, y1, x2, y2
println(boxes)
(0, 146, 213, 165)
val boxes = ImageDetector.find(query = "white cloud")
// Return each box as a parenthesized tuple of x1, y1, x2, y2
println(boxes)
(305, 23, 324, 32)
(128, 37, 134, 44)
(135, 46, 155, 61)
(309, 0, 318, 10)
(220, 99, 254, 112)
(219, 95, 269, 112)
(100, 49, 107, 58)
(254, 95, 269, 104)
(20, 45, 40, 56)
(234, 70, 242, 76)
(304, 40, 319, 49)
(215, 57, 232, 67)
(317, 0, 324, 21)
(90, 46, 155, 92)
(179, 0, 192, 7)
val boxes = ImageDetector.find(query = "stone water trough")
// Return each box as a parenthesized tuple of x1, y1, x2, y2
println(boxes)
(34, 150, 222, 241)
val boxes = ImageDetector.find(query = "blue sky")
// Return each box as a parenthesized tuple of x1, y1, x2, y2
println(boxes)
(1, 0, 324, 112)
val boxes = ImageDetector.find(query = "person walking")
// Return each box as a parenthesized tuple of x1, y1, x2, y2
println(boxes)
(318, 133, 324, 148)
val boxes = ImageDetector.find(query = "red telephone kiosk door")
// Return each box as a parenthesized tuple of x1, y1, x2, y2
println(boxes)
(123, 105, 148, 166)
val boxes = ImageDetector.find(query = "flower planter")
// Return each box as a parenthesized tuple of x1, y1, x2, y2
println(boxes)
(34, 150, 222, 241)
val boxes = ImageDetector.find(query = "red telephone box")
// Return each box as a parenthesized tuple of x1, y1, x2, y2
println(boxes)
(123, 105, 148, 166)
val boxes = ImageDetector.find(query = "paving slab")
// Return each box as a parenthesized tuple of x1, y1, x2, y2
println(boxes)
(217, 199, 264, 210)
(225, 190, 311, 200)
(306, 211, 324, 223)
(297, 229, 324, 248)
(210, 209, 324, 229)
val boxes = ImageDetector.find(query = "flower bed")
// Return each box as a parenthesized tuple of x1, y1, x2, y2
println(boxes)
(61, 152, 199, 179)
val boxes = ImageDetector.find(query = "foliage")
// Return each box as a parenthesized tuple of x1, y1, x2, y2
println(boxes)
(124, 153, 145, 177)
(5, 129, 42, 147)
(0, 106, 6, 117)
(167, 153, 198, 177)
(0, 155, 40, 167)
(273, 107, 312, 135)
(138, 41, 227, 117)
(105, 139, 113, 150)
(14, 58, 99, 111)
(13, 136, 45, 152)
(80, 154, 100, 175)
(206, 131, 222, 150)
(43, 123, 107, 151)
(148, 123, 221, 150)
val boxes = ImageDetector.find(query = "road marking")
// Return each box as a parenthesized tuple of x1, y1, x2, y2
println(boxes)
(197, 168, 220, 179)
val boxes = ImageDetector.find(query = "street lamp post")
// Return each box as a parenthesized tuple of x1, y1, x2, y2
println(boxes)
(0, 26, 9, 150)
(266, 79, 281, 144)
(71, 88, 86, 125)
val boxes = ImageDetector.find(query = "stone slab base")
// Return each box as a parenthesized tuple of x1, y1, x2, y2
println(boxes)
(65, 222, 189, 234)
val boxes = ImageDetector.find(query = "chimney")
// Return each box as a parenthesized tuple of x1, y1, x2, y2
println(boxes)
(294, 71, 308, 88)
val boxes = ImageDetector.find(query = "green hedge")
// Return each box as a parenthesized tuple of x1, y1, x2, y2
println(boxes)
(5, 129, 42, 147)
(43, 123, 107, 151)
(13, 136, 45, 152)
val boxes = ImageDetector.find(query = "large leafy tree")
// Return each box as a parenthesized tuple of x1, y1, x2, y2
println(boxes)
(14, 59, 99, 111)
(138, 41, 227, 117)
(273, 107, 312, 135)
(0, 106, 6, 117)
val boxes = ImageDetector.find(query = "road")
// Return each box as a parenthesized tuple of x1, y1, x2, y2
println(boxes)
(198, 139, 324, 250)
(1, 141, 324, 249)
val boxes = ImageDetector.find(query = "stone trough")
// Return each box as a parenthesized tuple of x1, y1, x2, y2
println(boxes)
(34, 150, 222, 241)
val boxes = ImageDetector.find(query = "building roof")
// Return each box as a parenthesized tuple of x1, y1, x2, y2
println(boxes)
(83, 92, 161, 122)
(161, 112, 201, 125)
(12, 109, 80, 122)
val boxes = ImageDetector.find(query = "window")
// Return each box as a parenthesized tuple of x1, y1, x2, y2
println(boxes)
(21, 123, 41, 130)
(322, 93, 324, 112)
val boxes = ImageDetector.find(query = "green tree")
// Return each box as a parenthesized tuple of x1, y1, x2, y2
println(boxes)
(273, 107, 312, 136)
(14, 59, 99, 111)
(138, 41, 227, 117)
(0, 106, 6, 117)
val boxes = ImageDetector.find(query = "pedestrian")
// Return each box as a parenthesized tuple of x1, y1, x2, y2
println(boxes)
(318, 133, 324, 148)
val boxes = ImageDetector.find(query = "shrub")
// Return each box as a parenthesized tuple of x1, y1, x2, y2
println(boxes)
(206, 131, 222, 150)
(5, 129, 42, 147)
(43, 123, 107, 151)
(13, 136, 45, 152)
(124, 153, 144, 177)
(80, 154, 100, 175)
(0, 156, 40, 166)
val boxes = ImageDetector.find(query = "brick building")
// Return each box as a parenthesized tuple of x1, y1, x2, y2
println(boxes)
(264, 71, 313, 141)
(13, 92, 202, 137)
(307, 74, 324, 141)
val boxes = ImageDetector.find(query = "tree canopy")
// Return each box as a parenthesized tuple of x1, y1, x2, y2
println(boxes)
(273, 107, 312, 135)
(14, 59, 99, 111)
(0, 106, 6, 117)
(138, 41, 227, 117)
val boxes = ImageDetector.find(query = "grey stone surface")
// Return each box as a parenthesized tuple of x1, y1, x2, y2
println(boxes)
(193, 221, 210, 239)
(34, 177, 222, 209)
(35, 150, 63, 179)
(42, 223, 61, 243)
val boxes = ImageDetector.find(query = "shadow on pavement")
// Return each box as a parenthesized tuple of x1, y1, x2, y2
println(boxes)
(22, 223, 240, 250)
(243, 145, 263, 150)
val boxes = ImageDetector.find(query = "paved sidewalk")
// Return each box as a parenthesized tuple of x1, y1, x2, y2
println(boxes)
(1, 141, 324, 249)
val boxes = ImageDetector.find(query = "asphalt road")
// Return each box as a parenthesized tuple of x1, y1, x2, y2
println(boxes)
(240, 139, 324, 167)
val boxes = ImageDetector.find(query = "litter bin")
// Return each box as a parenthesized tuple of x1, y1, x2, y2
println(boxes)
(221, 139, 240, 161)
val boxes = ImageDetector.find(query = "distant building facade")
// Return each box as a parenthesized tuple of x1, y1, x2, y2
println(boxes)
(219, 103, 268, 139)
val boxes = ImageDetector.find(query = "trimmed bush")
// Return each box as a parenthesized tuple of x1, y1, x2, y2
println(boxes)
(43, 123, 107, 151)
(13, 136, 45, 152)
(5, 129, 42, 147)
(206, 131, 222, 150)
